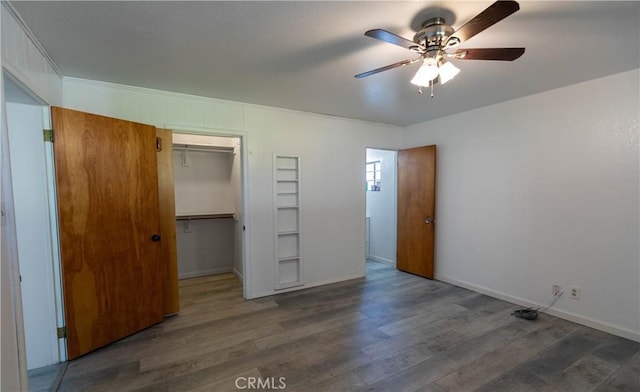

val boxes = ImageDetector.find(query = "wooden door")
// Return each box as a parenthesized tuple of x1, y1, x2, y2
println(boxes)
(156, 128, 180, 315)
(397, 145, 436, 278)
(51, 107, 164, 359)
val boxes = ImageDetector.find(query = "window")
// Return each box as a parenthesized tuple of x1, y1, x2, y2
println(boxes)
(366, 161, 381, 191)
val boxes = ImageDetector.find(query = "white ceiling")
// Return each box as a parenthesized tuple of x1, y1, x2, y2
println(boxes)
(11, 1, 640, 126)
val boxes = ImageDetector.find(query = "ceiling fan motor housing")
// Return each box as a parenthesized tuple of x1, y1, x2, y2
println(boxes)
(413, 17, 454, 51)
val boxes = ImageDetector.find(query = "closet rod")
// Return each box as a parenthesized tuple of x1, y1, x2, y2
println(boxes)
(176, 213, 235, 221)
(172, 145, 235, 154)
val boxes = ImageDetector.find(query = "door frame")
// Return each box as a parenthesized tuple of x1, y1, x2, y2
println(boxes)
(5, 100, 65, 367)
(364, 145, 437, 278)
(363, 147, 399, 272)
(166, 125, 251, 299)
(1, 71, 65, 390)
(41, 105, 67, 361)
(3, 74, 66, 362)
(1, 72, 29, 391)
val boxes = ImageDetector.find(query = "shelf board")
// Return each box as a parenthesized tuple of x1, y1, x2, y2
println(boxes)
(277, 205, 299, 209)
(278, 256, 300, 261)
(176, 213, 235, 220)
(278, 230, 299, 236)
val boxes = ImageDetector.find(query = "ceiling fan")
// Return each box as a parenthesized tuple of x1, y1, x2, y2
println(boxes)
(355, 0, 525, 96)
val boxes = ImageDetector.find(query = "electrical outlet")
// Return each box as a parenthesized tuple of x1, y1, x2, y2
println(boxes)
(569, 286, 580, 300)
(552, 285, 562, 295)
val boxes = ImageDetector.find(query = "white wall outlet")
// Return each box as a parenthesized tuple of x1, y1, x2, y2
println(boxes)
(552, 285, 562, 295)
(569, 286, 580, 300)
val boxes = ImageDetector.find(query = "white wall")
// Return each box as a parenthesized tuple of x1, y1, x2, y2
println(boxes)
(175, 218, 235, 279)
(173, 148, 235, 215)
(1, 3, 62, 106)
(404, 69, 640, 341)
(62, 78, 403, 298)
(6, 102, 58, 369)
(365, 149, 397, 264)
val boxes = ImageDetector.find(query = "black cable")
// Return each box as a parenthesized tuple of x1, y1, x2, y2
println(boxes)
(512, 291, 563, 321)
(512, 308, 539, 320)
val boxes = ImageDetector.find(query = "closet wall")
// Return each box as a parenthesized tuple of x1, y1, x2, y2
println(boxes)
(172, 133, 243, 279)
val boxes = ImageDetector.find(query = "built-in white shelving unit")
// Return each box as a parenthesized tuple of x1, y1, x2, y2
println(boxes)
(273, 154, 303, 290)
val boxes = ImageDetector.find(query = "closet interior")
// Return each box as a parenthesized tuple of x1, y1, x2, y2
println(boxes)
(172, 133, 243, 282)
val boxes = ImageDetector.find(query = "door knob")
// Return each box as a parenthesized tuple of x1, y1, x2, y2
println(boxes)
(424, 217, 434, 224)
(151, 234, 161, 242)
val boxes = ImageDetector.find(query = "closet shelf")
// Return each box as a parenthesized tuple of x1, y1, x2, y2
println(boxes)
(176, 213, 235, 221)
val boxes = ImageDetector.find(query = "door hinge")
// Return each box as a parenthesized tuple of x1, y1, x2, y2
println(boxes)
(1, 200, 6, 226)
(156, 136, 162, 152)
(43, 129, 54, 142)
(57, 326, 67, 339)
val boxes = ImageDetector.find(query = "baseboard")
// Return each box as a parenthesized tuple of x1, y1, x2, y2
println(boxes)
(435, 273, 640, 342)
(367, 255, 395, 265)
(248, 273, 365, 299)
(179, 267, 233, 280)
(232, 268, 243, 281)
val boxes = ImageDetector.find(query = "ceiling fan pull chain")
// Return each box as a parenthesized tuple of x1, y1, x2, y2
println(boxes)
(430, 80, 434, 98)
(418, 87, 423, 95)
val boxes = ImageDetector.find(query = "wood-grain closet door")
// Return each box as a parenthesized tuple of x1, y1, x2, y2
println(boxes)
(397, 145, 436, 279)
(156, 128, 179, 315)
(51, 107, 164, 359)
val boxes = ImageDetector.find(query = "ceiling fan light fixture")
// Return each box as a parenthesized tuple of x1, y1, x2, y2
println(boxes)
(438, 61, 460, 84)
(410, 57, 439, 87)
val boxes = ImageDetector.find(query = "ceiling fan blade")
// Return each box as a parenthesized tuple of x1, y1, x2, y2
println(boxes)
(365, 29, 424, 52)
(354, 58, 421, 78)
(454, 48, 525, 61)
(446, 1, 520, 45)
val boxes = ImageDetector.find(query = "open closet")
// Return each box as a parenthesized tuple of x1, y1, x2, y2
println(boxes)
(172, 133, 244, 282)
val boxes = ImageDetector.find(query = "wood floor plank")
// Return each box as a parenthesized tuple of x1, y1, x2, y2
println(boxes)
(593, 351, 640, 392)
(139, 324, 282, 372)
(310, 337, 437, 389)
(473, 326, 611, 392)
(183, 368, 263, 392)
(359, 355, 458, 392)
(536, 336, 640, 392)
(432, 318, 578, 392)
(56, 262, 640, 392)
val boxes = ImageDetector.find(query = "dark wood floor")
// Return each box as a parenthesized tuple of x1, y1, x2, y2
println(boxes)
(58, 261, 639, 392)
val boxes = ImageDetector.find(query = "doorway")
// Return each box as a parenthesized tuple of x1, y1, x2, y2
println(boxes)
(3, 76, 66, 390)
(365, 145, 437, 279)
(365, 148, 398, 269)
(171, 131, 246, 294)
